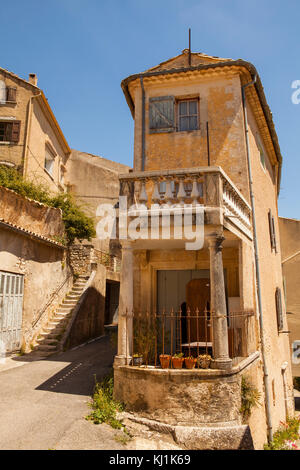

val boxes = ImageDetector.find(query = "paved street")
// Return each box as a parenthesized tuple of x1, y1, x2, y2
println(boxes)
(0, 336, 120, 450)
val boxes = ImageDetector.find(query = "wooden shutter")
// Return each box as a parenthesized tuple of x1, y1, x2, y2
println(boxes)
(149, 96, 175, 133)
(275, 287, 284, 331)
(10, 121, 21, 143)
(6, 87, 17, 102)
(268, 209, 277, 251)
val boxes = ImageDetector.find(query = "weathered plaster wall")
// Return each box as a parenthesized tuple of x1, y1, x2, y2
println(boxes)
(65, 149, 130, 252)
(0, 186, 65, 239)
(26, 99, 68, 192)
(131, 73, 250, 201)
(0, 227, 71, 348)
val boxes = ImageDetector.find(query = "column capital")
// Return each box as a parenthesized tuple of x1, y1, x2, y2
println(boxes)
(208, 231, 225, 249)
(121, 239, 134, 251)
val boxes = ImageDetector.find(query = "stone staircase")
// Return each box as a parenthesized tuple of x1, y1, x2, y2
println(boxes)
(33, 276, 89, 356)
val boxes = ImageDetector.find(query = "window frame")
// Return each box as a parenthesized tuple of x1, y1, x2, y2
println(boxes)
(176, 97, 200, 133)
(44, 144, 56, 177)
(0, 120, 21, 143)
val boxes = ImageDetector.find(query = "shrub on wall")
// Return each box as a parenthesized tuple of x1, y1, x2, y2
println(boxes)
(0, 165, 95, 244)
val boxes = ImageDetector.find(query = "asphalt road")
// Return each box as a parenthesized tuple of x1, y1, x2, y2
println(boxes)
(0, 336, 117, 450)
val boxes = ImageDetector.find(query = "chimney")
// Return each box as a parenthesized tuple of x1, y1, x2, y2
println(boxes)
(28, 73, 38, 86)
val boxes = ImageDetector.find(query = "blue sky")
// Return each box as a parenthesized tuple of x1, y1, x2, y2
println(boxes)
(2, 0, 300, 218)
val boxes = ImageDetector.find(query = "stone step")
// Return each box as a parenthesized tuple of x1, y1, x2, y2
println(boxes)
(36, 337, 59, 345)
(66, 294, 81, 300)
(39, 332, 61, 340)
(61, 300, 78, 306)
(56, 307, 73, 313)
(35, 344, 57, 352)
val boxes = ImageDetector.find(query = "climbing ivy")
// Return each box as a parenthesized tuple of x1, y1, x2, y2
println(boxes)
(0, 165, 95, 244)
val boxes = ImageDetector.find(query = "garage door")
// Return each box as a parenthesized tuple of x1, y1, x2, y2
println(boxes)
(0, 271, 24, 353)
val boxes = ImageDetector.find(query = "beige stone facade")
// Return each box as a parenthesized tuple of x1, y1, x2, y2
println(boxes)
(114, 50, 294, 449)
(279, 216, 300, 377)
(0, 68, 70, 192)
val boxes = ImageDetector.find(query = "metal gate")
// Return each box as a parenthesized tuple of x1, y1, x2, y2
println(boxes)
(0, 271, 24, 353)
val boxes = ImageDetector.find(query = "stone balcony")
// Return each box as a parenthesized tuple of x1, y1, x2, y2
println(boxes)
(119, 166, 252, 240)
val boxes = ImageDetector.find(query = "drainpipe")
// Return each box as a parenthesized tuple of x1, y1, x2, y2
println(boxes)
(140, 77, 146, 171)
(242, 76, 273, 443)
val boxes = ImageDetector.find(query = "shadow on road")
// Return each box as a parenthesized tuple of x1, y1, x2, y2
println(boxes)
(35, 336, 116, 396)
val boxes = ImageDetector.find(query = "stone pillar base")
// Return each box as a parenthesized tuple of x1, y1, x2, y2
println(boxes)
(114, 355, 132, 367)
(211, 358, 232, 370)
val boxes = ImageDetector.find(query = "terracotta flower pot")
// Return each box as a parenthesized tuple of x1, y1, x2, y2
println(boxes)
(159, 354, 171, 369)
(132, 356, 143, 366)
(184, 357, 197, 369)
(197, 357, 211, 369)
(172, 357, 184, 369)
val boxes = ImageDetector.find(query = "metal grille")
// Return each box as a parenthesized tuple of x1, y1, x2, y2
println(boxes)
(0, 271, 24, 352)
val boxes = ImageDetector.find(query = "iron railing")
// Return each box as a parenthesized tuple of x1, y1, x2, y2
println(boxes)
(93, 248, 121, 273)
(123, 309, 255, 369)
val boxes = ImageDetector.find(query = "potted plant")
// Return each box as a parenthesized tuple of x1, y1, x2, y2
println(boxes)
(197, 354, 211, 369)
(172, 352, 184, 369)
(132, 353, 143, 366)
(159, 354, 171, 369)
(184, 356, 197, 369)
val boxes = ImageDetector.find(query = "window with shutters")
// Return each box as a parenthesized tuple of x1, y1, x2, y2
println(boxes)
(0, 120, 21, 143)
(177, 99, 199, 132)
(268, 209, 277, 253)
(149, 96, 175, 133)
(44, 145, 55, 176)
(257, 136, 266, 170)
(275, 287, 284, 332)
(0, 81, 17, 104)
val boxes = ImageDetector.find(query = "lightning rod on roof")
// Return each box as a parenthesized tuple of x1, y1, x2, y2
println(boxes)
(188, 28, 191, 66)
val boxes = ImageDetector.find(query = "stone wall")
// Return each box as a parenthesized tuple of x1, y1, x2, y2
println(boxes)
(0, 186, 65, 239)
(114, 366, 242, 427)
(69, 243, 94, 276)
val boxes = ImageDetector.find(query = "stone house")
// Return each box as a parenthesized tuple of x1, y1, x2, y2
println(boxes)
(0, 67, 127, 354)
(0, 68, 70, 192)
(279, 216, 300, 378)
(113, 50, 295, 449)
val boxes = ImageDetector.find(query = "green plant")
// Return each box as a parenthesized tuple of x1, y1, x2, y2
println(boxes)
(293, 377, 300, 392)
(173, 352, 184, 358)
(264, 417, 300, 450)
(86, 372, 124, 430)
(240, 376, 261, 422)
(0, 165, 95, 244)
(133, 317, 157, 363)
(113, 432, 131, 445)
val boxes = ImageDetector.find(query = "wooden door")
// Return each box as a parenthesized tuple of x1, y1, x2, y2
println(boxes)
(186, 278, 210, 342)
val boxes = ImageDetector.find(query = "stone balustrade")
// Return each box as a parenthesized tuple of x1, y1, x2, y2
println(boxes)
(119, 166, 252, 237)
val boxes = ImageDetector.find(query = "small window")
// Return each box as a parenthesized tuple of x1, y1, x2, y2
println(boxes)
(177, 99, 199, 132)
(275, 287, 284, 332)
(0, 80, 6, 104)
(268, 209, 277, 253)
(0, 120, 21, 142)
(44, 147, 55, 175)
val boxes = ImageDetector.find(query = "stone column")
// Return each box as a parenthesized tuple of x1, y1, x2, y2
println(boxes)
(208, 232, 232, 370)
(114, 240, 133, 367)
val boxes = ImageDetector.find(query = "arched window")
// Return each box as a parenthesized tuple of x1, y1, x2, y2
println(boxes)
(0, 80, 6, 104)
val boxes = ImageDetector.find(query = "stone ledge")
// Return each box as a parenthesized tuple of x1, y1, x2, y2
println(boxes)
(114, 351, 260, 379)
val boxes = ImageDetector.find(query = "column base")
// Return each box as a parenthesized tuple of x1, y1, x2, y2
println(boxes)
(211, 358, 232, 371)
(114, 355, 132, 367)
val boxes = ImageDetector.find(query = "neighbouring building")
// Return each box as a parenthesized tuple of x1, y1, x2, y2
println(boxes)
(113, 50, 295, 449)
(0, 68, 70, 192)
(279, 216, 300, 377)
(0, 67, 126, 355)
